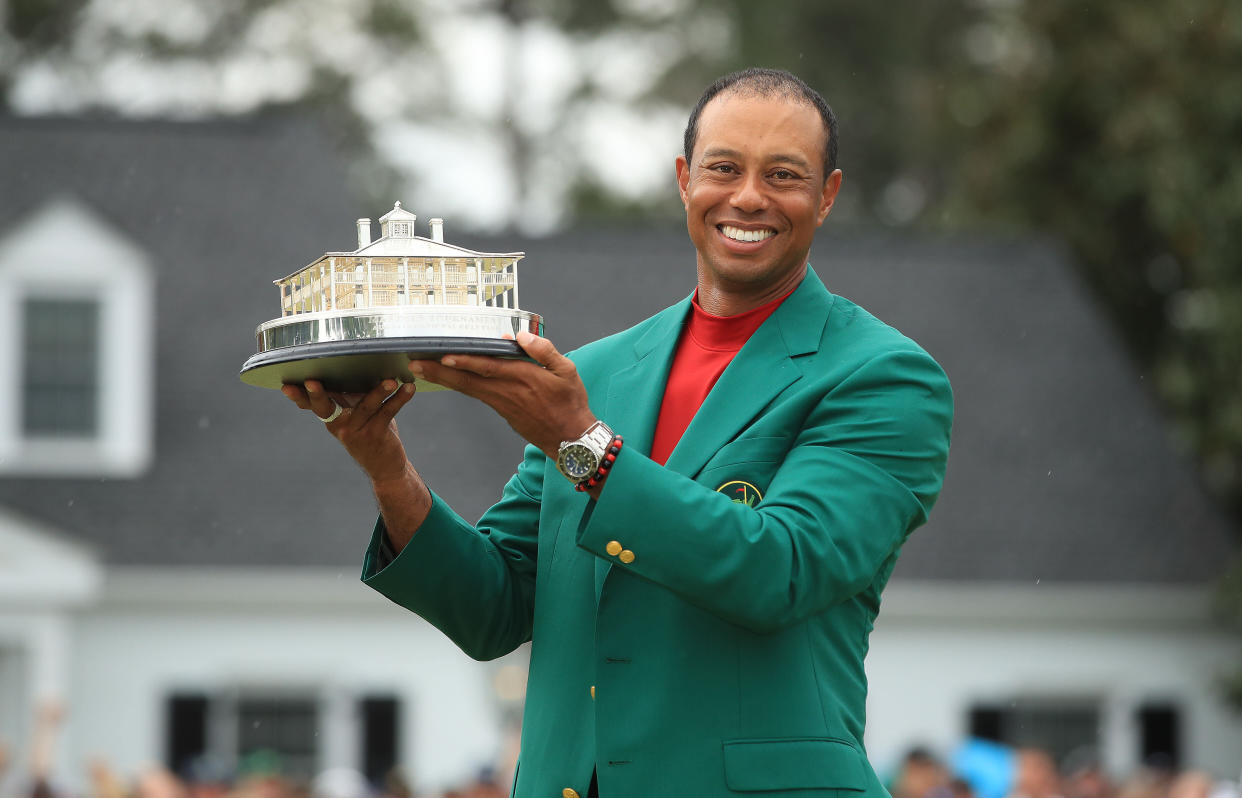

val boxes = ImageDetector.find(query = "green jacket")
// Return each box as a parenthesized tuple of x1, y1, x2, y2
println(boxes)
(362, 268, 953, 798)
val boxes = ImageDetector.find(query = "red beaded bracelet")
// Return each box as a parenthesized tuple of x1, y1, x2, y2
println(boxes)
(576, 435, 624, 492)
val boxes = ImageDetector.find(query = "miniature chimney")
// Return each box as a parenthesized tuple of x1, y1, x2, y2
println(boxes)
(357, 218, 372, 249)
(429, 218, 444, 243)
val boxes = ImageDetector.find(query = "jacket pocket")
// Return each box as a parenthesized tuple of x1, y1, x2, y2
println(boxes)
(701, 435, 791, 470)
(722, 737, 867, 792)
(697, 437, 793, 498)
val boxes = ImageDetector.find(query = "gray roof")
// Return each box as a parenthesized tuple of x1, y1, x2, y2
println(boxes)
(0, 115, 1235, 582)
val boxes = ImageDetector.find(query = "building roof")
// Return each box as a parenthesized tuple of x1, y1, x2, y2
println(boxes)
(0, 115, 1235, 582)
(378, 201, 418, 225)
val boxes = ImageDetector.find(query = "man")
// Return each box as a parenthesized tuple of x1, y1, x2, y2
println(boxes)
(283, 68, 953, 798)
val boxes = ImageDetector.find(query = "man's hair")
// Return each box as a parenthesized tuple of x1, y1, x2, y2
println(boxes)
(683, 67, 839, 177)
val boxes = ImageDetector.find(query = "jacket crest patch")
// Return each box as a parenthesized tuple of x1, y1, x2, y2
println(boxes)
(716, 479, 763, 507)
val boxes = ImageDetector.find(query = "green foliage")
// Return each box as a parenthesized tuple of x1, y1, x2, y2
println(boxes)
(938, 0, 1242, 519)
(366, 0, 422, 44)
(5, 0, 87, 46)
(1213, 554, 1242, 710)
(933, 0, 1242, 710)
(570, 1, 989, 226)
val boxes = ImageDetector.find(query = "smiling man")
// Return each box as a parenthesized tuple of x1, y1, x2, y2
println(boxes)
(283, 68, 953, 798)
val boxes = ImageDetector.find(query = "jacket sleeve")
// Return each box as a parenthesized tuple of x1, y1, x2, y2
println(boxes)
(576, 347, 953, 634)
(360, 443, 546, 661)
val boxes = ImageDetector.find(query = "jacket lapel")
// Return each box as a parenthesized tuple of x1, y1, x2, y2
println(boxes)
(599, 296, 690, 454)
(663, 268, 832, 480)
(594, 296, 689, 599)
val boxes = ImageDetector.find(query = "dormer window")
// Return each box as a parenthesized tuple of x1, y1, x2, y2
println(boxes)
(390, 222, 411, 237)
(0, 198, 154, 477)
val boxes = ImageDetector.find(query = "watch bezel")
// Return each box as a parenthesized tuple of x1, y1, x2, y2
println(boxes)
(555, 420, 614, 484)
(557, 443, 598, 480)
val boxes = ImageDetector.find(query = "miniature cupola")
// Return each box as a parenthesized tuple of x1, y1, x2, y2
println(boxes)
(378, 201, 418, 239)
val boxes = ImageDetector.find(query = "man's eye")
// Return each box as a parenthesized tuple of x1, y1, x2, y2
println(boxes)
(771, 169, 795, 180)
(711, 164, 735, 174)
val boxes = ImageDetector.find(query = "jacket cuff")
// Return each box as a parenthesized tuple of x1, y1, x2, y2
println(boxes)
(360, 491, 463, 585)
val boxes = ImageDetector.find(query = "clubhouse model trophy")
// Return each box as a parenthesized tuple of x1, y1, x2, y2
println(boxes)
(240, 202, 543, 393)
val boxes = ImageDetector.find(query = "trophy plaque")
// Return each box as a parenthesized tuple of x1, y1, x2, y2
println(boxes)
(240, 202, 543, 393)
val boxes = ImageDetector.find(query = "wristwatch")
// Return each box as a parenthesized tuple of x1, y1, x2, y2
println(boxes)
(556, 420, 615, 485)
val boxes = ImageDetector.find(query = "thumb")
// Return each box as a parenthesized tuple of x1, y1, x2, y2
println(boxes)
(516, 331, 567, 371)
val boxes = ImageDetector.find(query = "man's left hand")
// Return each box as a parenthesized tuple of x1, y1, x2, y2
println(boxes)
(409, 331, 597, 458)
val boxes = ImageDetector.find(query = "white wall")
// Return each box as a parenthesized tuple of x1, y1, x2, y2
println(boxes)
(46, 574, 1242, 794)
(63, 569, 520, 795)
(865, 582, 1242, 780)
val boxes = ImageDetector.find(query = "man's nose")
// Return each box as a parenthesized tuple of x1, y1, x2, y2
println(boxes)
(730, 172, 768, 212)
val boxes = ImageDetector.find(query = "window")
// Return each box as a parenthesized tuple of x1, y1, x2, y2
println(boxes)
(22, 298, 100, 436)
(167, 693, 209, 778)
(390, 222, 410, 237)
(968, 699, 1100, 763)
(238, 697, 319, 779)
(360, 695, 400, 785)
(0, 198, 154, 477)
(1137, 702, 1181, 769)
(164, 692, 400, 782)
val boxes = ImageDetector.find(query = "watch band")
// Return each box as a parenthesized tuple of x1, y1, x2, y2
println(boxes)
(574, 420, 615, 453)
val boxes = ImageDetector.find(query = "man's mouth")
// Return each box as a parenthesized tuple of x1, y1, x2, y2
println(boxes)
(719, 224, 775, 243)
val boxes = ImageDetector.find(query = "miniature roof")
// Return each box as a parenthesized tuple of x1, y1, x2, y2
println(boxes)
(276, 237, 525, 283)
(0, 115, 1235, 583)
(377, 201, 417, 224)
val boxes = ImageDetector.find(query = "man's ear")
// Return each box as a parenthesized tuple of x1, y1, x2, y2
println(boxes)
(817, 169, 843, 226)
(675, 156, 690, 209)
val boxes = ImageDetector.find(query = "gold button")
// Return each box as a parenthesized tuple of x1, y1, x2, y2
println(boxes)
(619, 549, 635, 564)
(605, 540, 623, 556)
(590, 685, 596, 700)
(563, 790, 580, 798)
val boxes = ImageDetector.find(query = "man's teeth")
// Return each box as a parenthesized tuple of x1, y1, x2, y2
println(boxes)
(720, 225, 774, 242)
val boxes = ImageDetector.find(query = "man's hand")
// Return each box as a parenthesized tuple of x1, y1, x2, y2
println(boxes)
(281, 379, 416, 484)
(409, 330, 597, 458)
(281, 378, 430, 551)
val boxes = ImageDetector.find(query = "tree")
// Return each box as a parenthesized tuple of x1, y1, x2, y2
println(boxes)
(935, 0, 1242, 707)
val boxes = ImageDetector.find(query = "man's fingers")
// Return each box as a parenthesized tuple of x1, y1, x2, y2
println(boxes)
(304, 380, 344, 420)
(347, 380, 402, 425)
(284, 380, 405, 425)
(281, 384, 312, 410)
(435, 353, 510, 379)
(515, 331, 564, 368)
(414, 359, 483, 397)
(374, 381, 417, 426)
(516, 331, 580, 380)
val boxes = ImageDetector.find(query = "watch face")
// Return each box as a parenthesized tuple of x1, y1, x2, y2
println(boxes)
(559, 444, 597, 480)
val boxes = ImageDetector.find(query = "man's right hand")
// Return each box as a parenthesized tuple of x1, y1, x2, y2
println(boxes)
(281, 378, 431, 552)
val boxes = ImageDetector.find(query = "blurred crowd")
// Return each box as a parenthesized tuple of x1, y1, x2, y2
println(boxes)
(0, 704, 506, 798)
(3, 703, 1239, 798)
(888, 746, 1239, 798)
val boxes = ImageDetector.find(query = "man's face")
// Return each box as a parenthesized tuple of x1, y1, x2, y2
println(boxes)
(676, 92, 842, 308)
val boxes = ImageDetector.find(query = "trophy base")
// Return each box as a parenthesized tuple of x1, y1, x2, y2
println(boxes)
(239, 336, 527, 393)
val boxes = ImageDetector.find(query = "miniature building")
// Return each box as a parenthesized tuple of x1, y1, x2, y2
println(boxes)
(274, 202, 524, 316)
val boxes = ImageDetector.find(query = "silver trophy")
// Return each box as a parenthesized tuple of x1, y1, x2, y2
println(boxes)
(240, 202, 543, 393)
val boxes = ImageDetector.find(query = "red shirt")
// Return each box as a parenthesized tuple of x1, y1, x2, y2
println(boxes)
(649, 290, 791, 466)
